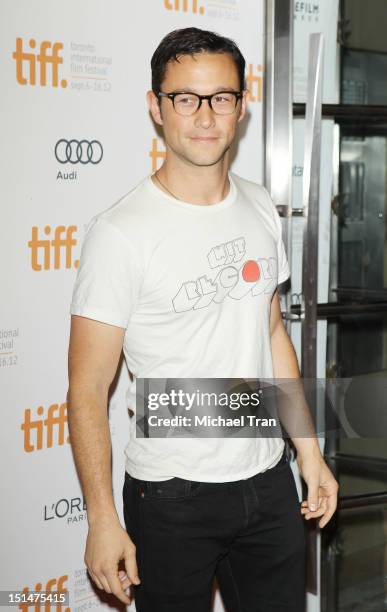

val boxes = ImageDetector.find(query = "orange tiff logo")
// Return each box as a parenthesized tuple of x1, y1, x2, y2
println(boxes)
(246, 64, 264, 103)
(21, 403, 69, 452)
(12, 37, 67, 88)
(28, 225, 78, 271)
(149, 138, 166, 172)
(19, 576, 69, 612)
(164, 0, 205, 13)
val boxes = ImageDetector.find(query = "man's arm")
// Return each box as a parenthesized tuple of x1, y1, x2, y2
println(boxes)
(67, 314, 140, 605)
(269, 290, 339, 528)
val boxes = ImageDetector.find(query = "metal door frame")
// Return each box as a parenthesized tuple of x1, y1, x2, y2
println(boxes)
(264, 0, 322, 597)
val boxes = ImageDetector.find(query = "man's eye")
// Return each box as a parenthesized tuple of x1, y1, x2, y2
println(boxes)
(177, 96, 196, 105)
(214, 95, 230, 103)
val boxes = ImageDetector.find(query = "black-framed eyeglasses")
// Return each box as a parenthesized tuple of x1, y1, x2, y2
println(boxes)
(157, 90, 243, 116)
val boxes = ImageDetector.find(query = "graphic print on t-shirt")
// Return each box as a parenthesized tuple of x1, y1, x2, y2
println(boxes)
(172, 235, 278, 312)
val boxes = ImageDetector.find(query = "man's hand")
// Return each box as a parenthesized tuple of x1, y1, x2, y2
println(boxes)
(84, 517, 141, 605)
(297, 451, 339, 528)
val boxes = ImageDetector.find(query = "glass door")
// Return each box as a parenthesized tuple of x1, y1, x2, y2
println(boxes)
(321, 2, 387, 609)
(266, 1, 387, 609)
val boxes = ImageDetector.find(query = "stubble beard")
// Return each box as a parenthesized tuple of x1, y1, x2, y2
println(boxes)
(168, 138, 231, 168)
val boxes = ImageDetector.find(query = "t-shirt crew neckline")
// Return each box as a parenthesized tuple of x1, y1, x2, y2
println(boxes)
(146, 171, 237, 213)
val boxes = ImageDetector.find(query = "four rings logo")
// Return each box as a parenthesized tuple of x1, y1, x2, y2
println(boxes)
(55, 139, 103, 164)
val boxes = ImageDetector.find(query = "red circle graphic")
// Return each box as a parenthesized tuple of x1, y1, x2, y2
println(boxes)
(242, 260, 260, 282)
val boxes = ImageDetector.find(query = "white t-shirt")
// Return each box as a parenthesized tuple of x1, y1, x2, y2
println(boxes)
(70, 171, 290, 482)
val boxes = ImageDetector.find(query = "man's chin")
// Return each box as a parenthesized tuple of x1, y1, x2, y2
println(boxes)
(184, 151, 229, 168)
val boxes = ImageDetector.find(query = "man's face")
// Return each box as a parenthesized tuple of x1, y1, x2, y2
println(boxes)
(147, 52, 249, 168)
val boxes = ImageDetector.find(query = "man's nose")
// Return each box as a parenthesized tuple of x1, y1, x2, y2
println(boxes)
(194, 99, 216, 127)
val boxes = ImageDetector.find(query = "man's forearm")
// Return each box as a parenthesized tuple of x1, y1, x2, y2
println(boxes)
(67, 385, 119, 526)
(270, 323, 322, 459)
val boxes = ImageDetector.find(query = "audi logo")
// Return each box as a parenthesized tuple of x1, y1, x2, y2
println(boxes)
(55, 139, 103, 164)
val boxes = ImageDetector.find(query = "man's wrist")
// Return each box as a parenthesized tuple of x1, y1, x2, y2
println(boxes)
(291, 437, 323, 462)
(87, 505, 120, 527)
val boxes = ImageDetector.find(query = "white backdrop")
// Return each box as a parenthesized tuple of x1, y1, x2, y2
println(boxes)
(1, 1, 266, 611)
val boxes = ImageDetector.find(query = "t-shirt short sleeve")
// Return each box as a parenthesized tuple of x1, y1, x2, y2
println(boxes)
(273, 210, 291, 284)
(260, 186, 290, 285)
(70, 216, 142, 328)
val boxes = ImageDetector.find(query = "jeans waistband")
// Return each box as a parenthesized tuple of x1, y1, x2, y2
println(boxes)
(125, 447, 288, 493)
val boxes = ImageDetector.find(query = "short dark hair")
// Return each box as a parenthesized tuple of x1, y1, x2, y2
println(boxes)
(151, 27, 246, 94)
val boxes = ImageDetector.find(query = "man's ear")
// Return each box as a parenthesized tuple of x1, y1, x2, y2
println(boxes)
(237, 88, 250, 123)
(146, 90, 163, 126)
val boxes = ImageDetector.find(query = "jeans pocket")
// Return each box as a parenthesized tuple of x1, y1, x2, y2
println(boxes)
(270, 449, 289, 471)
(142, 477, 203, 500)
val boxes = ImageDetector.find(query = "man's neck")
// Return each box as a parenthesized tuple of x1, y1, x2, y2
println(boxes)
(153, 161, 231, 205)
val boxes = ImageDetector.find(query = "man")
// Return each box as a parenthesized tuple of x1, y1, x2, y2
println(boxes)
(67, 27, 338, 612)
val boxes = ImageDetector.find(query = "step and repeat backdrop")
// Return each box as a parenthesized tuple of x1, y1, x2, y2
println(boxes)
(1, 1, 265, 611)
(1, 1, 338, 611)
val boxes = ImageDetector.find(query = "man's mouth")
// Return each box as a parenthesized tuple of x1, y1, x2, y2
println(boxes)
(190, 136, 219, 142)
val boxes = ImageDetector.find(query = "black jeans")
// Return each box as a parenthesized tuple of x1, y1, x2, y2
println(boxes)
(122, 449, 306, 612)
